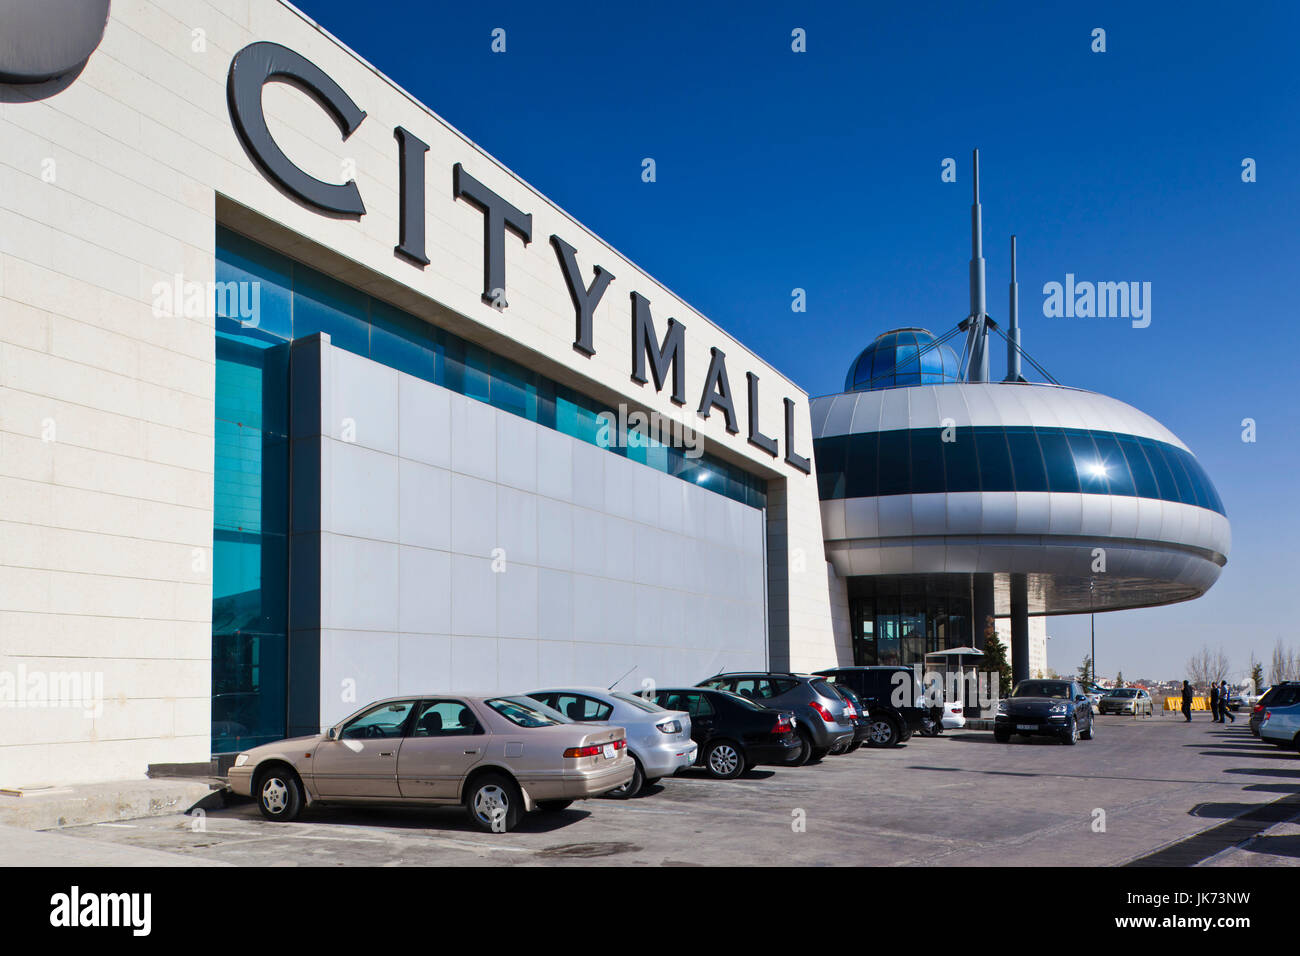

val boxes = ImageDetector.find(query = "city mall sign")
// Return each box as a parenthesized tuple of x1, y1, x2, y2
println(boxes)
(226, 41, 811, 475)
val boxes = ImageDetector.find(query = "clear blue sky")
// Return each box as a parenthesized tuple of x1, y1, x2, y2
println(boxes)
(294, 0, 1300, 683)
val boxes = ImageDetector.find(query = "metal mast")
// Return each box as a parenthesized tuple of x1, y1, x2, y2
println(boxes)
(1005, 234, 1024, 382)
(961, 148, 990, 382)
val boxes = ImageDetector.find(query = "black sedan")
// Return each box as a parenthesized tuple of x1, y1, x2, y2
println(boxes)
(653, 687, 802, 778)
(994, 679, 1095, 744)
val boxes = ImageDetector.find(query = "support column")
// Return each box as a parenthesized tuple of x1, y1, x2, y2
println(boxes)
(972, 572, 995, 648)
(1010, 573, 1030, 686)
(286, 333, 328, 738)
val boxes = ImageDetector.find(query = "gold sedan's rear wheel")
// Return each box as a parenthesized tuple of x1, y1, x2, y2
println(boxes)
(465, 772, 522, 833)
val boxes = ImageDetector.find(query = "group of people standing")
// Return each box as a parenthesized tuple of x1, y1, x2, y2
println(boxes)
(1179, 679, 1237, 722)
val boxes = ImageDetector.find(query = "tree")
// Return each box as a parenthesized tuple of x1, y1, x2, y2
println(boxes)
(1249, 656, 1264, 695)
(1187, 644, 1230, 691)
(981, 615, 1013, 703)
(1272, 641, 1300, 684)
(1077, 655, 1094, 686)
(1115, 671, 1125, 688)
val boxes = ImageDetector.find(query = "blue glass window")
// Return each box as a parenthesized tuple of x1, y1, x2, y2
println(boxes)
(1006, 428, 1049, 492)
(1117, 435, 1159, 499)
(292, 267, 369, 355)
(1035, 429, 1080, 493)
(813, 425, 1224, 516)
(973, 428, 1014, 492)
(1090, 431, 1136, 497)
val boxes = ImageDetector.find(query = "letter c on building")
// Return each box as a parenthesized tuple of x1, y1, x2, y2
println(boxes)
(227, 41, 368, 217)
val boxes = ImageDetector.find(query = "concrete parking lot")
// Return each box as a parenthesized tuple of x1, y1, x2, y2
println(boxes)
(41, 716, 1300, 866)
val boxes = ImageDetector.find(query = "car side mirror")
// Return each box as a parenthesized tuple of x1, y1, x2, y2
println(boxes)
(326, 726, 338, 740)
(1075, 696, 1087, 703)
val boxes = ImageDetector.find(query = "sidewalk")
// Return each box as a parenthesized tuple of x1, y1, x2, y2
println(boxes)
(0, 778, 216, 831)
(0, 823, 232, 866)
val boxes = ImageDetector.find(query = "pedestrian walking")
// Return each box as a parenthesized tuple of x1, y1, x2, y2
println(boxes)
(1181, 680, 1192, 722)
(1221, 681, 1236, 723)
(1209, 681, 1221, 722)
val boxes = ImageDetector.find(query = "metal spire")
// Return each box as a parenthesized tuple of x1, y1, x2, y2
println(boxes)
(1005, 234, 1024, 382)
(962, 148, 990, 382)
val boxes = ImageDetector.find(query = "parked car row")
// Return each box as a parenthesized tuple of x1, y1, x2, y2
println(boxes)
(1255, 682, 1300, 751)
(226, 666, 976, 833)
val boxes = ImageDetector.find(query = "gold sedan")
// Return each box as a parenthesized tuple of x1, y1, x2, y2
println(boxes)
(227, 695, 633, 832)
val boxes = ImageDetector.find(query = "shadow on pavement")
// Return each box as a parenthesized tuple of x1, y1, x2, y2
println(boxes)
(1241, 834, 1300, 860)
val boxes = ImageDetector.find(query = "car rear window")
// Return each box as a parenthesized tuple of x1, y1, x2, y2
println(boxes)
(486, 696, 568, 727)
(611, 691, 665, 713)
(718, 690, 768, 712)
(1271, 685, 1300, 707)
(808, 679, 837, 699)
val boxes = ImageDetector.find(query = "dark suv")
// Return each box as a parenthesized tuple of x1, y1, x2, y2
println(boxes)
(1252, 682, 1300, 737)
(814, 666, 929, 747)
(695, 672, 856, 763)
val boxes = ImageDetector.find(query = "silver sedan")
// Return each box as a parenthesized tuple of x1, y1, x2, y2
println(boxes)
(526, 687, 696, 796)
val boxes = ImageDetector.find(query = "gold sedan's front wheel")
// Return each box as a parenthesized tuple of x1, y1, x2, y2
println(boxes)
(255, 767, 303, 822)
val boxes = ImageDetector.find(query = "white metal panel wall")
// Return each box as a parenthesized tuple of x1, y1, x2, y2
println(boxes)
(313, 343, 767, 729)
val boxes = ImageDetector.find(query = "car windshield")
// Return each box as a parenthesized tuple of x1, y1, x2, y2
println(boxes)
(1013, 681, 1072, 699)
(611, 691, 665, 713)
(486, 696, 569, 727)
(1108, 689, 1139, 697)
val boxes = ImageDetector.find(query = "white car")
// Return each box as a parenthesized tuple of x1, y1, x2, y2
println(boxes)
(525, 687, 697, 796)
(941, 699, 966, 730)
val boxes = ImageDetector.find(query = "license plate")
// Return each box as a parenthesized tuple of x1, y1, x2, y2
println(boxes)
(1016, 723, 1036, 731)
(602, 744, 616, 759)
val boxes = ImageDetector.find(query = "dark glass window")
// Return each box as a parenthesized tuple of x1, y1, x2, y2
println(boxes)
(1141, 437, 1178, 500)
(813, 425, 1224, 516)
(1090, 431, 1136, 497)
(941, 430, 981, 493)
(1065, 430, 1108, 494)
(844, 431, 878, 499)
(1036, 428, 1080, 493)
(1117, 435, 1159, 499)
(1005, 428, 1049, 492)
(973, 428, 1014, 492)
(908, 429, 946, 494)
(1156, 443, 1195, 505)
(816, 435, 848, 500)
(876, 430, 910, 496)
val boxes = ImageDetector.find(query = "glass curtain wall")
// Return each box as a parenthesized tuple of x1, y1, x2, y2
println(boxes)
(847, 575, 973, 666)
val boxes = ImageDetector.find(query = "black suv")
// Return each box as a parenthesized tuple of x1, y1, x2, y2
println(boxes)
(814, 666, 929, 747)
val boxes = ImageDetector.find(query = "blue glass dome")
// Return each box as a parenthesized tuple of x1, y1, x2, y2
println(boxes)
(844, 327, 961, 391)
